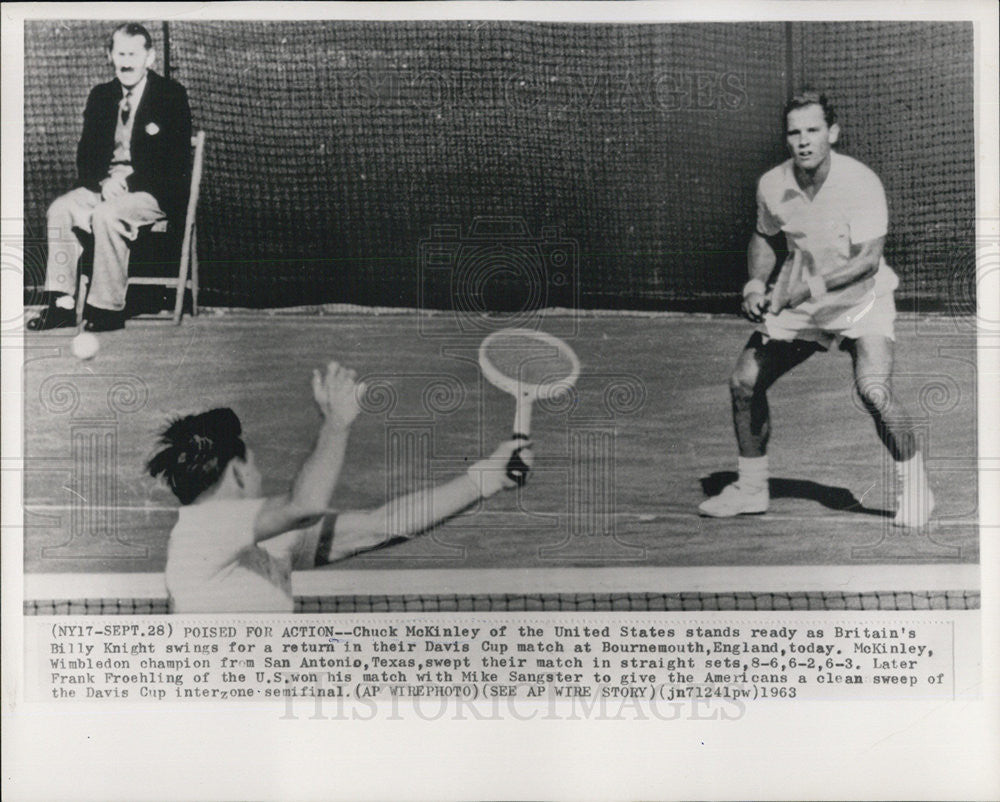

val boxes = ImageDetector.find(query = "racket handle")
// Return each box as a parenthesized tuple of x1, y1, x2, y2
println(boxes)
(513, 395, 533, 440)
(507, 433, 531, 486)
(508, 396, 534, 486)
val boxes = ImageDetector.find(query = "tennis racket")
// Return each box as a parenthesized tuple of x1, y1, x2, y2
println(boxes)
(478, 328, 581, 485)
(766, 248, 803, 315)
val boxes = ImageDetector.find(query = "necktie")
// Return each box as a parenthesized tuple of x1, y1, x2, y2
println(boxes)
(121, 91, 132, 125)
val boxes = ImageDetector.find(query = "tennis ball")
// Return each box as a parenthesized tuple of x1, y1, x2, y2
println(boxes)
(71, 332, 100, 360)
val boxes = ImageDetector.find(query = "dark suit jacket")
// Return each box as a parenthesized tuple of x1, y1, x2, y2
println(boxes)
(76, 70, 192, 221)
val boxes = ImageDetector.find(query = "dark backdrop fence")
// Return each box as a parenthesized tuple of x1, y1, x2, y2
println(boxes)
(791, 22, 975, 315)
(23, 21, 973, 311)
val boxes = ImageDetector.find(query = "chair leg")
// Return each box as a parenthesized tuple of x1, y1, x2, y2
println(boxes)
(172, 237, 188, 326)
(171, 287, 183, 324)
(191, 226, 199, 317)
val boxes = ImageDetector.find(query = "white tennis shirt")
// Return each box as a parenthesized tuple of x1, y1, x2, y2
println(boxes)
(756, 151, 899, 310)
(166, 497, 319, 613)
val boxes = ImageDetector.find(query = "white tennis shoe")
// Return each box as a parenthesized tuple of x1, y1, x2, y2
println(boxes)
(698, 483, 769, 517)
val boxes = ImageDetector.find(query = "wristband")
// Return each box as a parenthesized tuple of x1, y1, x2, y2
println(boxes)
(807, 274, 828, 302)
(742, 278, 767, 299)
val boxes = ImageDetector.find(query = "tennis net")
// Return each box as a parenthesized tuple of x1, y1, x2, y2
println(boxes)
(24, 566, 980, 614)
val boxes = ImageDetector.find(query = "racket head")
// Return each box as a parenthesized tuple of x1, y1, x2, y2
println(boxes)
(478, 328, 581, 401)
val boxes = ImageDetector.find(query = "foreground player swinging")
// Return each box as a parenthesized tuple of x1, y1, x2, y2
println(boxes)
(699, 91, 933, 526)
(149, 362, 529, 612)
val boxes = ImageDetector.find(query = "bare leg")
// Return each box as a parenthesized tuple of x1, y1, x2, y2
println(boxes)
(845, 335, 931, 526)
(844, 335, 916, 461)
(730, 332, 822, 457)
(700, 332, 821, 516)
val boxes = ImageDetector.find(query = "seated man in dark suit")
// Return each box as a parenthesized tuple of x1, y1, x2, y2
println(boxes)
(28, 22, 192, 332)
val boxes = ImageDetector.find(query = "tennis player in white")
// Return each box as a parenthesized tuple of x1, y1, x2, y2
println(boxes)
(699, 91, 933, 527)
(150, 362, 528, 612)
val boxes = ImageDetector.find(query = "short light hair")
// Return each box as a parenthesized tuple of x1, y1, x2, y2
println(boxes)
(107, 23, 153, 51)
(784, 90, 836, 128)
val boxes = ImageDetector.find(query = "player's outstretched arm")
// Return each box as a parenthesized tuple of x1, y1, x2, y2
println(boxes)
(742, 232, 777, 322)
(323, 440, 531, 562)
(253, 362, 364, 541)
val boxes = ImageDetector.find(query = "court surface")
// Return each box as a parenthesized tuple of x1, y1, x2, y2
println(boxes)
(22, 312, 978, 574)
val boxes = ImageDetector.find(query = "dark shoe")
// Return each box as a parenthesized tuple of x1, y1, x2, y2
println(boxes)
(26, 302, 76, 331)
(83, 305, 126, 332)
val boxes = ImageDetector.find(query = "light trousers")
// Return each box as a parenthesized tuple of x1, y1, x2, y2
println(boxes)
(45, 187, 166, 311)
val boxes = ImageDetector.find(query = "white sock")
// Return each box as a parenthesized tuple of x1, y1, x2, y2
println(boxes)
(55, 294, 75, 310)
(738, 455, 769, 493)
(896, 453, 926, 485)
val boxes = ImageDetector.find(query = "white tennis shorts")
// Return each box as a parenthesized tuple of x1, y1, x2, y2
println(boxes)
(757, 288, 897, 348)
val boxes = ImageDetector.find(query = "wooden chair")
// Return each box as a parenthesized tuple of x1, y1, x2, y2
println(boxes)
(77, 130, 205, 325)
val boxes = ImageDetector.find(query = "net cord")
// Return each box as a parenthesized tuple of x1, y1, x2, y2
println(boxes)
(23, 564, 979, 602)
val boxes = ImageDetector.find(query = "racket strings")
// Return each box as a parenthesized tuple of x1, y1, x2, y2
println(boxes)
(482, 335, 576, 388)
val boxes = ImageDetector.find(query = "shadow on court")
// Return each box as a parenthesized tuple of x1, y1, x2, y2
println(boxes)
(700, 471, 892, 517)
